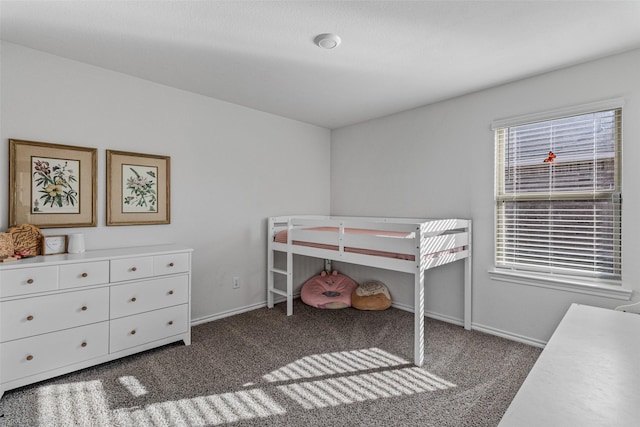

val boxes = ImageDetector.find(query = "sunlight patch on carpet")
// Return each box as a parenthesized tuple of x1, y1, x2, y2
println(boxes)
(262, 347, 408, 382)
(38, 380, 111, 426)
(278, 367, 457, 409)
(112, 388, 285, 426)
(118, 375, 148, 397)
(33, 348, 456, 425)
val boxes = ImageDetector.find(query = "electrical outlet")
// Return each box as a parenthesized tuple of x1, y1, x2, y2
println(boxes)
(233, 276, 240, 289)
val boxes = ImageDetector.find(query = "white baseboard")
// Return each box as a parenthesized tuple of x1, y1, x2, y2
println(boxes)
(270, 293, 303, 306)
(192, 298, 547, 349)
(472, 323, 546, 348)
(191, 301, 267, 326)
(392, 302, 546, 348)
(191, 293, 302, 325)
(391, 302, 465, 327)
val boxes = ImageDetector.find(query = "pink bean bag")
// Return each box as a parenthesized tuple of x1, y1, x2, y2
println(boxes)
(301, 271, 358, 309)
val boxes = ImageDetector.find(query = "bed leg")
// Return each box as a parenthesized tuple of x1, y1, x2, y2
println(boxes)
(287, 250, 293, 316)
(267, 250, 274, 309)
(414, 267, 425, 367)
(267, 217, 275, 310)
(464, 221, 472, 330)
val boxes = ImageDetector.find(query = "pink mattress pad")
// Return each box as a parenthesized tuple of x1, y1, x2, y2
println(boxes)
(274, 227, 416, 260)
(274, 227, 464, 261)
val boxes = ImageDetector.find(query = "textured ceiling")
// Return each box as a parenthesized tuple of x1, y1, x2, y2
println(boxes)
(2, 1, 640, 129)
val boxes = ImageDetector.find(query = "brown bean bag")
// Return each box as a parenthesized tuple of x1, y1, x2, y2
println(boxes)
(351, 280, 392, 311)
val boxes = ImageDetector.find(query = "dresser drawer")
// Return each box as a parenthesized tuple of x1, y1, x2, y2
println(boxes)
(110, 275, 188, 319)
(110, 304, 188, 353)
(1, 321, 109, 383)
(59, 261, 110, 289)
(0, 266, 59, 297)
(110, 257, 154, 282)
(153, 253, 190, 275)
(1, 287, 109, 342)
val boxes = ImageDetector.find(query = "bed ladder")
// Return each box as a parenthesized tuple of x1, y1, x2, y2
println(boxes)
(267, 218, 294, 315)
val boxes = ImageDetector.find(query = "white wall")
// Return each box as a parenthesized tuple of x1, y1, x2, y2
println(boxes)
(4, 41, 639, 345)
(331, 49, 640, 345)
(0, 42, 331, 322)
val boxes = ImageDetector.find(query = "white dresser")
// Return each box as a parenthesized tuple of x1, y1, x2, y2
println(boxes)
(499, 303, 640, 426)
(0, 244, 192, 399)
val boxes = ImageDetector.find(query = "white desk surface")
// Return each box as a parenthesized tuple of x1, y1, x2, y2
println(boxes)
(499, 303, 640, 427)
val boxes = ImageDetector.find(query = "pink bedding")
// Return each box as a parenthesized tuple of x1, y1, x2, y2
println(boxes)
(274, 227, 416, 260)
(274, 226, 465, 261)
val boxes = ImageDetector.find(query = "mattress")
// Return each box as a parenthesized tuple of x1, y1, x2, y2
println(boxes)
(275, 226, 467, 261)
(274, 227, 424, 261)
(274, 227, 415, 260)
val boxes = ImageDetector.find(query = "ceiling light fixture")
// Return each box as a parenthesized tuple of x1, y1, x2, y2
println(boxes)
(314, 33, 341, 50)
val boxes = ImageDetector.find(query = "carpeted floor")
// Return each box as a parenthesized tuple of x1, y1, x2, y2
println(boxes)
(0, 300, 541, 426)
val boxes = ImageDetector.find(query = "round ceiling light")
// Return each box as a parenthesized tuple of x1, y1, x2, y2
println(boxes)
(314, 33, 341, 50)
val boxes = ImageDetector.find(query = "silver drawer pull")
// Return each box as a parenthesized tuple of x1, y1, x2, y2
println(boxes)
(81, 341, 87, 348)
(26, 315, 34, 321)
(26, 355, 34, 361)
(26, 279, 34, 284)
(81, 272, 88, 278)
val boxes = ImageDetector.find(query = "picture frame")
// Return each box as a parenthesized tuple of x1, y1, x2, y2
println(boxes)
(9, 139, 97, 228)
(42, 235, 67, 255)
(106, 150, 170, 226)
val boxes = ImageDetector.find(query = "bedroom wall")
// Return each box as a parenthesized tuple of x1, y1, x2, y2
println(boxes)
(331, 48, 640, 345)
(0, 42, 331, 322)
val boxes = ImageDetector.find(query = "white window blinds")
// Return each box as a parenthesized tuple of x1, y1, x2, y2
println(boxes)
(495, 107, 622, 279)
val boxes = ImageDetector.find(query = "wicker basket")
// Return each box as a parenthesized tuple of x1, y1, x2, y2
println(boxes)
(7, 224, 43, 256)
(0, 233, 14, 257)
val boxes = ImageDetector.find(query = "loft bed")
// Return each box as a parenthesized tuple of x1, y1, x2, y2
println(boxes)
(266, 215, 472, 366)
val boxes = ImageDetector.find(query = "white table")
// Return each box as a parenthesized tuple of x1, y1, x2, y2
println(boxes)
(499, 303, 640, 426)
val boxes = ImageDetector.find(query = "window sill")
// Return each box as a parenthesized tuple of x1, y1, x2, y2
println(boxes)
(488, 269, 632, 300)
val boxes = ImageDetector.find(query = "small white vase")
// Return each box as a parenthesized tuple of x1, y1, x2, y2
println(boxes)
(67, 233, 86, 253)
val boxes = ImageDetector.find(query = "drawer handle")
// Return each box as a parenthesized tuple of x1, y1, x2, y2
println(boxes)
(169, 262, 175, 267)
(26, 355, 34, 361)
(81, 272, 88, 278)
(130, 297, 137, 303)
(81, 341, 87, 348)
(131, 267, 137, 272)
(168, 320, 174, 325)
(168, 290, 174, 295)
(130, 330, 136, 335)
(26, 279, 34, 284)
(26, 315, 34, 321)
(81, 306, 88, 311)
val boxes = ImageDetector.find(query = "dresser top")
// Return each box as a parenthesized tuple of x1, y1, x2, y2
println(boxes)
(499, 303, 640, 426)
(0, 244, 192, 271)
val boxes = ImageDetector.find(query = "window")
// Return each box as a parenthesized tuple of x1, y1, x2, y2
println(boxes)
(494, 104, 622, 280)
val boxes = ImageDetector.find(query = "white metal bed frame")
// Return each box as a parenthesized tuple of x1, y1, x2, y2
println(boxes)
(267, 215, 472, 367)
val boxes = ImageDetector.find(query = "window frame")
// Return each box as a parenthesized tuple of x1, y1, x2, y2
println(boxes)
(491, 99, 629, 298)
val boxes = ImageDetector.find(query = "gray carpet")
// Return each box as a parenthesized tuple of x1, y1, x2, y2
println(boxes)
(0, 300, 540, 426)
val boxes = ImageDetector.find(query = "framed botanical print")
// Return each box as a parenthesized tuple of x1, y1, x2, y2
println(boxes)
(106, 150, 170, 226)
(9, 139, 97, 228)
